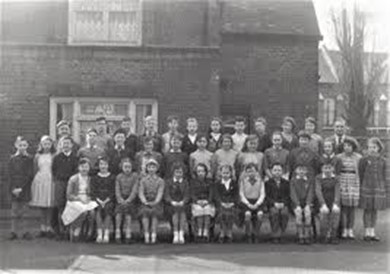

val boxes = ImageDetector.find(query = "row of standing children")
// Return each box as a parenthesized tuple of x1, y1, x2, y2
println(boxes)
(8, 115, 387, 245)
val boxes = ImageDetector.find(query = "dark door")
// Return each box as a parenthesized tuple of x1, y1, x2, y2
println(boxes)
(220, 104, 251, 134)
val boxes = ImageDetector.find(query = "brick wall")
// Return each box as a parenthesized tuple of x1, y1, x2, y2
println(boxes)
(0, 44, 220, 207)
(220, 34, 319, 131)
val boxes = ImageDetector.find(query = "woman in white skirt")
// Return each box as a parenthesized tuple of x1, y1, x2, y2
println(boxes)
(62, 158, 97, 242)
(30, 135, 56, 237)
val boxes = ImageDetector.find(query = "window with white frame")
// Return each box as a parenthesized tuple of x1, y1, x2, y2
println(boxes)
(323, 98, 336, 126)
(68, 0, 142, 46)
(50, 97, 158, 144)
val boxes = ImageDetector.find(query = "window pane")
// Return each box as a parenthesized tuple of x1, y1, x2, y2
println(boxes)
(56, 103, 73, 125)
(79, 120, 122, 146)
(135, 104, 153, 134)
(74, 11, 105, 42)
(108, 11, 138, 43)
(80, 102, 128, 116)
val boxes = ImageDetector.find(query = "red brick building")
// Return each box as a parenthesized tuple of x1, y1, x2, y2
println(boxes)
(0, 0, 321, 206)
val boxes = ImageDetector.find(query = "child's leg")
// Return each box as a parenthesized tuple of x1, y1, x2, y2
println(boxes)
(172, 212, 179, 243)
(204, 216, 211, 238)
(142, 217, 150, 243)
(226, 214, 233, 240)
(179, 212, 187, 243)
(86, 210, 95, 238)
(363, 209, 371, 236)
(72, 213, 86, 239)
(303, 207, 312, 241)
(219, 216, 226, 239)
(341, 206, 348, 237)
(347, 206, 356, 236)
(330, 210, 340, 240)
(95, 209, 103, 242)
(151, 216, 158, 243)
(57, 206, 65, 236)
(280, 207, 289, 236)
(294, 207, 303, 241)
(319, 211, 328, 239)
(103, 214, 112, 243)
(371, 209, 378, 236)
(269, 207, 280, 239)
(195, 217, 203, 237)
(45, 208, 54, 232)
(39, 208, 46, 233)
(115, 214, 123, 240)
(244, 211, 252, 237)
(254, 211, 263, 238)
(124, 215, 132, 240)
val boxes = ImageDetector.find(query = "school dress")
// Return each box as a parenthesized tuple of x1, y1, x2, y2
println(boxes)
(189, 150, 213, 178)
(281, 133, 299, 151)
(138, 174, 165, 218)
(214, 179, 239, 222)
(164, 178, 190, 215)
(359, 155, 387, 210)
(90, 173, 116, 216)
(115, 172, 139, 216)
(190, 178, 215, 217)
(236, 152, 264, 177)
(52, 151, 78, 208)
(337, 152, 361, 207)
(207, 133, 223, 153)
(30, 154, 55, 208)
(238, 175, 265, 225)
(62, 174, 98, 226)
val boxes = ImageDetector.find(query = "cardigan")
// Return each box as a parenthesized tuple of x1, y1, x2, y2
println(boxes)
(164, 178, 190, 204)
(265, 178, 290, 207)
(255, 132, 272, 153)
(287, 147, 321, 178)
(66, 174, 91, 201)
(52, 151, 78, 182)
(181, 134, 198, 155)
(190, 178, 214, 202)
(138, 174, 165, 203)
(213, 179, 239, 206)
(115, 172, 139, 202)
(8, 153, 34, 202)
(90, 173, 116, 201)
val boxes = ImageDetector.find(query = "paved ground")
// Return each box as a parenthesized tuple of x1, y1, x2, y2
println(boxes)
(0, 209, 389, 273)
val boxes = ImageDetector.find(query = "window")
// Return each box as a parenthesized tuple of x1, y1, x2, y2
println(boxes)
(323, 98, 336, 126)
(68, 0, 142, 46)
(50, 97, 158, 144)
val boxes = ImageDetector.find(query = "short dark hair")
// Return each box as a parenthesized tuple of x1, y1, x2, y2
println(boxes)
(97, 156, 109, 165)
(167, 115, 179, 123)
(61, 136, 74, 143)
(120, 158, 133, 170)
(171, 162, 186, 175)
(235, 116, 246, 124)
(122, 117, 131, 122)
(96, 116, 107, 123)
(245, 162, 258, 171)
(78, 158, 91, 167)
(87, 128, 98, 135)
(270, 162, 283, 169)
(298, 130, 311, 140)
(113, 128, 127, 137)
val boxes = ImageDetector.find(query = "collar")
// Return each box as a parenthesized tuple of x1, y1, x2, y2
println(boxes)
(233, 132, 246, 137)
(221, 178, 231, 186)
(323, 153, 335, 159)
(98, 172, 111, 178)
(86, 144, 97, 149)
(322, 173, 336, 179)
(15, 151, 29, 156)
(115, 145, 125, 151)
(174, 178, 183, 183)
(144, 151, 153, 156)
(272, 145, 282, 150)
(170, 149, 182, 153)
(335, 134, 345, 141)
(211, 132, 221, 138)
(296, 175, 308, 180)
(188, 133, 197, 141)
(63, 151, 72, 157)
(145, 130, 155, 137)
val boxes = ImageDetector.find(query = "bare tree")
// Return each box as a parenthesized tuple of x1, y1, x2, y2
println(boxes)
(331, 2, 388, 136)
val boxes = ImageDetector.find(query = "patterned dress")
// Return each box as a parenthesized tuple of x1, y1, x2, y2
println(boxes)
(337, 152, 361, 207)
(30, 153, 55, 208)
(359, 154, 387, 210)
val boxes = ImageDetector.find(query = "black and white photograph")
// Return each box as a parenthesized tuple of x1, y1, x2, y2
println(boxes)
(0, 0, 389, 273)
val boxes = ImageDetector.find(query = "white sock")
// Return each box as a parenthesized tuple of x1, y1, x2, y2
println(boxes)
(179, 231, 185, 244)
(173, 231, 178, 243)
(73, 227, 81, 237)
(342, 229, 347, 237)
(365, 228, 370, 236)
(125, 228, 131, 239)
(115, 229, 121, 238)
(97, 229, 103, 238)
(144, 232, 150, 243)
(151, 233, 156, 243)
(370, 228, 375, 237)
(348, 229, 354, 237)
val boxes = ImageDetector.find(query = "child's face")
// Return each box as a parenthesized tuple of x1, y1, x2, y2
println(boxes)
(62, 139, 73, 152)
(187, 121, 198, 134)
(196, 166, 206, 179)
(323, 141, 334, 155)
(146, 164, 158, 174)
(17, 141, 28, 154)
(196, 137, 207, 150)
(79, 163, 90, 175)
(145, 118, 155, 131)
(247, 139, 258, 152)
(322, 164, 334, 176)
(87, 132, 97, 145)
(144, 141, 154, 152)
(58, 125, 70, 137)
(99, 160, 109, 173)
(296, 166, 307, 177)
(220, 167, 231, 180)
(271, 165, 283, 178)
(173, 169, 184, 180)
(254, 121, 266, 133)
(272, 134, 283, 147)
(246, 167, 257, 179)
(96, 120, 107, 134)
(121, 121, 131, 133)
(171, 138, 182, 150)
(299, 137, 310, 147)
(221, 138, 232, 150)
(210, 120, 221, 133)
(368, 142, 379, 154)
(122, 162, 132, 174)
(42, 139, 53, 152)
(168, 120, 179, 131)
(305, 121, 315, 133)
(234, 121, 245, 134)
(343, 143, 353, 154)
(282, 121, 293, 133)
(114, 133, 126, 147)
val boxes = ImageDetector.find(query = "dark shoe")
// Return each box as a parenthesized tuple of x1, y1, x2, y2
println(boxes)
(226, 236, 233, 244)
(371, 236, 380, 242)
(38, 231, 47, 238)
(348, 235, 355, 240)
(8, 232, 18, 240)
(304, 238, 312, 245)
(22, 232, 33, 240)
(331, 237, 340, 245)
(272, 238, 280, 244)
(298, 238, 305, 245)
(218, 236, 225, 244)
(246, 235, 252, 244)
(363, 236, 371, 242)
(46, 231, 55, 239)
(125, 238, 132, 244)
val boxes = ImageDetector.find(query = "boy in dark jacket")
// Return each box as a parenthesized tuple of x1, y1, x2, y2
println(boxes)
(8, 136, 34, 240)
(265, 162, 290, 243)
(107, 129, 133, 175)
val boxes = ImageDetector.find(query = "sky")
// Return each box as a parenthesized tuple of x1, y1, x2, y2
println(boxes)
(313, 0, 390, 53)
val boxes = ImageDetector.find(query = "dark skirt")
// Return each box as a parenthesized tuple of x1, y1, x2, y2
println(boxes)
(216, 204, 238, 224)
(115, 200, 138, 217)
(96, 201, 115, 217)
(138, 202, 164, 219)
(165, 203, 189, 216)
(54, 179, 68, 208)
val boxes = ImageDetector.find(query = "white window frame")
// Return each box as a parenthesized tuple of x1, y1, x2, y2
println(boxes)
(50, 97, 158, 143)
(323, 98, 336, 127)
(68, 0, 143, 46)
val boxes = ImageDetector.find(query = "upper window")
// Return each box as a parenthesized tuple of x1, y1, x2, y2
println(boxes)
(68, 0, 142, 46)
(323, 98, 336, 127)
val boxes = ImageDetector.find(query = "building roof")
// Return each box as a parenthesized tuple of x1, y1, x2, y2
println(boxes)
(221, 0, 321, 38)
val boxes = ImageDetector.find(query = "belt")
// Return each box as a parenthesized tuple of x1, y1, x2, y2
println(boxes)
(341, 170, 356, 174)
